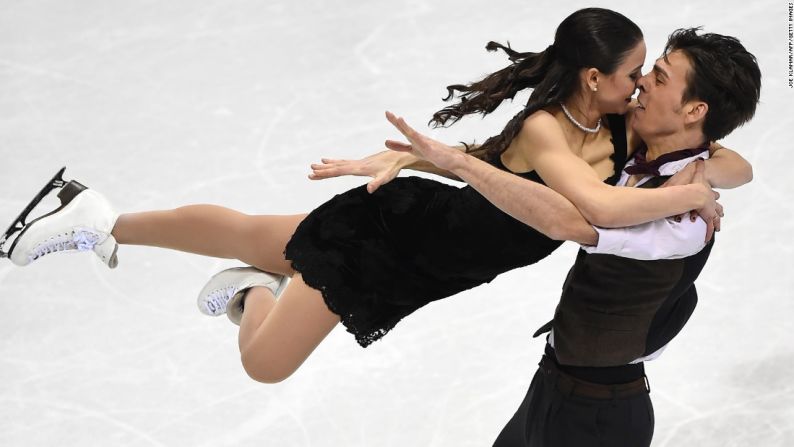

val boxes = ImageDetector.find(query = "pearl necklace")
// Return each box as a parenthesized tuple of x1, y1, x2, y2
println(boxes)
(559, 102, 601, 134)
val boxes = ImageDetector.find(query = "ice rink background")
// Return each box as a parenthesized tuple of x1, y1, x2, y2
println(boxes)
(0, 0, 791, 446)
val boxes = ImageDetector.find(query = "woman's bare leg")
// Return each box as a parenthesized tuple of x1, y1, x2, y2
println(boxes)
(112, 206, 339, 382)
(111, 205, 308, 277)
(237, 273, 340, 383)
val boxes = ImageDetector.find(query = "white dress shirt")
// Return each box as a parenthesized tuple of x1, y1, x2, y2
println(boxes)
(581, 151, 711, 260)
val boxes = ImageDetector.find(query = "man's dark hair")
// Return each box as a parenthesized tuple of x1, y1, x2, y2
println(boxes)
(664, 27, 761, 141)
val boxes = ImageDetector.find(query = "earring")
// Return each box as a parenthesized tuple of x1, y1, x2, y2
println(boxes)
(593, 85, 598, 92)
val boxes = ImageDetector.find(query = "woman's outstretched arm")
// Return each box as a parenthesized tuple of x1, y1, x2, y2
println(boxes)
(309, 144, 484, 188)
(401, 144, 487, 181)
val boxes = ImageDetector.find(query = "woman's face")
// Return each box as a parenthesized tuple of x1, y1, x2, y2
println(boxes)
(596, 39, 646, 115)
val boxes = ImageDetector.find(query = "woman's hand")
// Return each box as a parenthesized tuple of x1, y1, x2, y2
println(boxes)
(662, 161, 700, 224)
(384, 111, 466, 172)
(309, 150, 415, 194)
(690, 160, 723, 242)
(662, 159, 724, 238)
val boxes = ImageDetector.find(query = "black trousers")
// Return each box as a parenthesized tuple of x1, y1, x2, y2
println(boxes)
(493, 353, 654, 447)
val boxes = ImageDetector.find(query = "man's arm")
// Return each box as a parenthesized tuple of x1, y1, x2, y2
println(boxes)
(395, 140, 710, 258)
(434, 153, 599, 243)
(663, 143, 753, 189)
(580, 159, 712, 260)
(704, 142, 753, 188)
(444, 153, 709, 259)
(582, 217, 708, 260)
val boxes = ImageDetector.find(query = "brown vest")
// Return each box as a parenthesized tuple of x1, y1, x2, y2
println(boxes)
(534, 175, 715, 366)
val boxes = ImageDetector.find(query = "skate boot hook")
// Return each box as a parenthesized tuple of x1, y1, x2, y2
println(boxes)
(0, 167, 120, 268)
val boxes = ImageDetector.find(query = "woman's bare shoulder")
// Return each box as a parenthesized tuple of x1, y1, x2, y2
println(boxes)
(519, 108, 568, 146)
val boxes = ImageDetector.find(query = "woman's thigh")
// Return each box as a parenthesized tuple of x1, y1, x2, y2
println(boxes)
(242, 213, 308, 276)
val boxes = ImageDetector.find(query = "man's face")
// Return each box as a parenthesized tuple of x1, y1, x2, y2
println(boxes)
(632, 50, 700, 139)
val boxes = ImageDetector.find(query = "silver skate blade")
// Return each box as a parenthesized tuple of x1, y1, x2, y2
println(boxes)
(0, 167, 67, 258)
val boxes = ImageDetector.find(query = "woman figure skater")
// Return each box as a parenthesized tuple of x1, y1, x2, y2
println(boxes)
(1, 8, 748, 389)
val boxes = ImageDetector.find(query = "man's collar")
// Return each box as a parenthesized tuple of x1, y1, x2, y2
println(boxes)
(624, 143, 711, 177)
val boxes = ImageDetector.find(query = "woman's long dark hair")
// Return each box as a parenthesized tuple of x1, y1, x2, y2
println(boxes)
(430, 8, 643, 161)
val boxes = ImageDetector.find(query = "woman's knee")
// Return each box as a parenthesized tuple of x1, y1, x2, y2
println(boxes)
(240, 349, 295, 384)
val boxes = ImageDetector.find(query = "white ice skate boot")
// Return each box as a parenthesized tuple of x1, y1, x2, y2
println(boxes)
(197, 266, 289, 325)
(2, 168, 120, 268)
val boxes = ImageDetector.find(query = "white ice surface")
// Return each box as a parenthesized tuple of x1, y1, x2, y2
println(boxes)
(0, 1, 792, 446)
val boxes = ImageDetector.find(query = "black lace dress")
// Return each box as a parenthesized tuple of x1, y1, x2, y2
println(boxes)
(284, 114, 628, 348)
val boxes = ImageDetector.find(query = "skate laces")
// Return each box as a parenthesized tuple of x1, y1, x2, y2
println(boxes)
(204, 285, 238, 315)
(29, 227, 107, 261)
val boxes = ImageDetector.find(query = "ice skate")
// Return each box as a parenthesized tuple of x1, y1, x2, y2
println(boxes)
(197, 266, 289, 325)
(1, 167, 120, 268)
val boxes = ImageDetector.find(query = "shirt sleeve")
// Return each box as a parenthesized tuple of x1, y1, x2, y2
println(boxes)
(580, 216, 708, 260)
